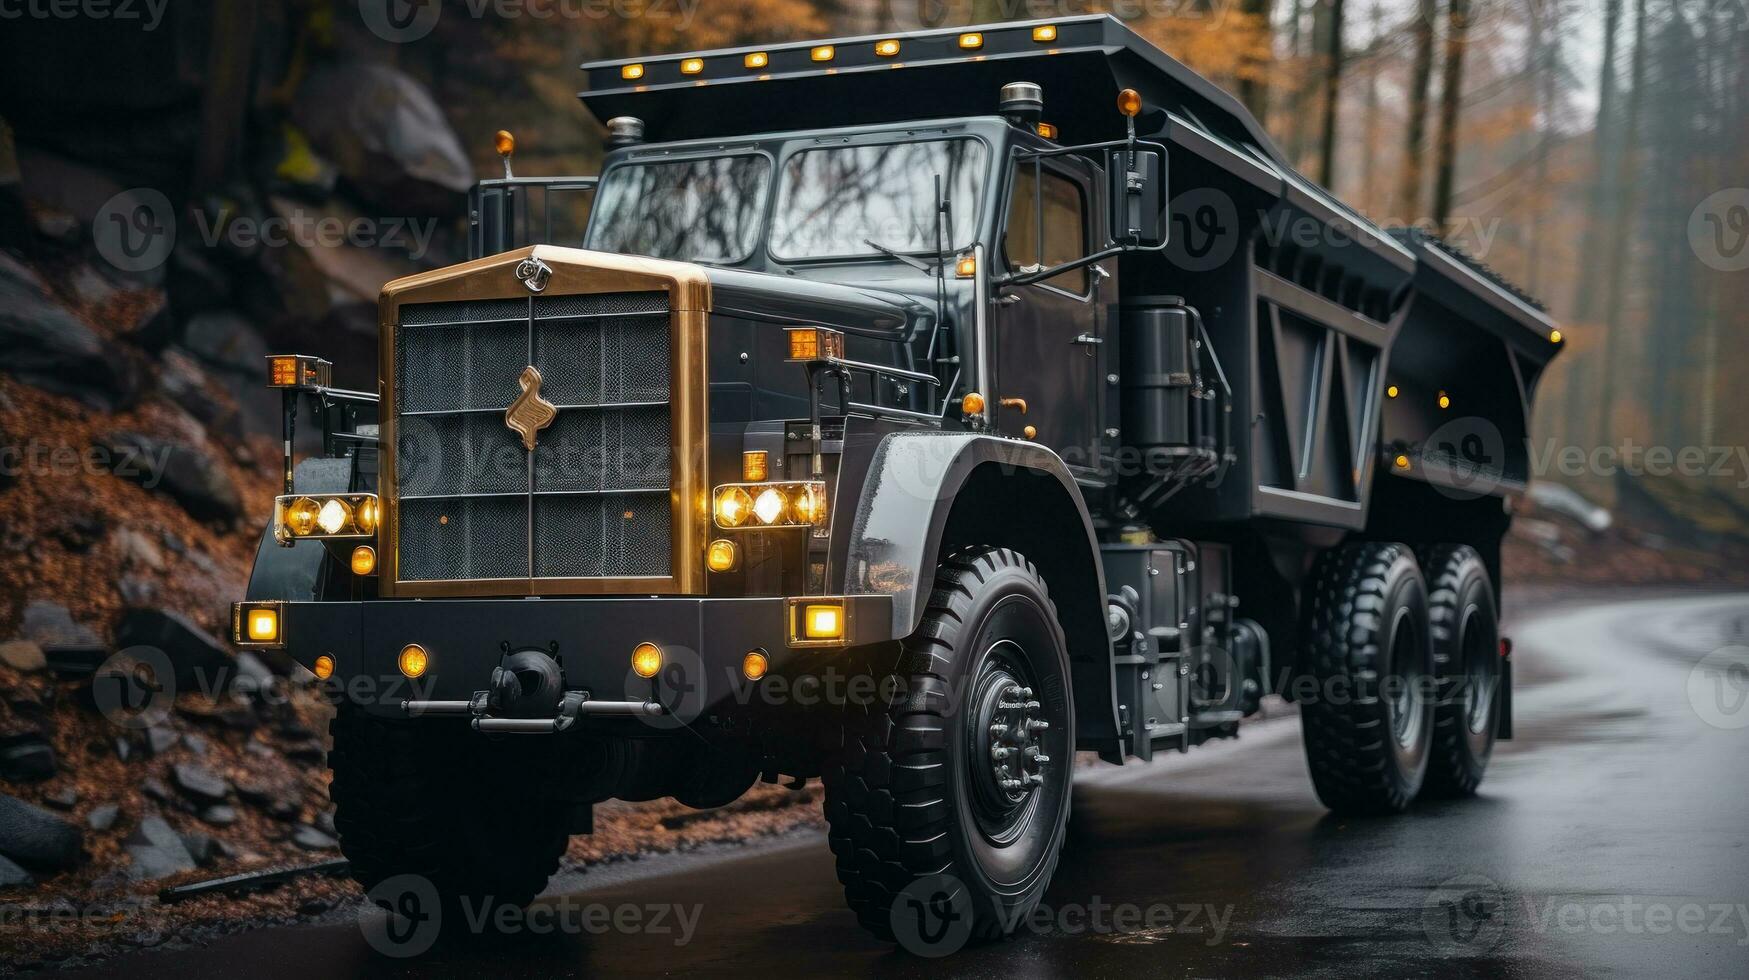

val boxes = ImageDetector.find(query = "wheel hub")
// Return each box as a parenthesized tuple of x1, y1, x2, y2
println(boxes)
(972, 665, 1052, 824)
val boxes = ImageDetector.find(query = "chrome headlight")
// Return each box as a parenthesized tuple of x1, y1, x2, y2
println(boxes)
(274, 493, 379, 543)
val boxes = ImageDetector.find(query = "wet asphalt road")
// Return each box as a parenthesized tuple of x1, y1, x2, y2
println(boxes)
(75, 589, 1749, 978)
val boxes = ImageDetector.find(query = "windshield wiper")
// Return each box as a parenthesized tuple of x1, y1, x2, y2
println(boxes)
(863, 239, 936, 275)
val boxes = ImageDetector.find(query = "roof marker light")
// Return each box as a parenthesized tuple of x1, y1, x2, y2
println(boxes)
(680, 58, 704, 75)
(875, 39, 900, 57)
(1033, 25, 1057, 42)
(621, 63, 644, 80)
(959, 32, 984, 49)
(744, 51, 768, 69)
(811, 45, 834, 62)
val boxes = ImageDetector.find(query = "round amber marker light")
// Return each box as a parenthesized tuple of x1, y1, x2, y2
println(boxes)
(962, 392, 986, 415)
(351, 545, 377, 576)
(742, 651, 770, 681)
(632, 642, 663, 679)
(494, 130, 515, 157)
(1395, 454, 1411, 469)
(313, 654, 335, 680)
(1117, 88, 1143, 117)
(707, 538, 739, 572)
(1386, 385, 1399, 398)
(398, 644, 428, 679)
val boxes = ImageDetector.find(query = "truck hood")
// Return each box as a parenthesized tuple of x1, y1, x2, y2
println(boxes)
(704, 267, 933, 341)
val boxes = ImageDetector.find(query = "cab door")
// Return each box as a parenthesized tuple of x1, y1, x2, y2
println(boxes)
(992, 156, 1106, 474)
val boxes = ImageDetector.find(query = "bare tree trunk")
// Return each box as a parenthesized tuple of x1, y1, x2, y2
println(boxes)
(1317, 0, 1347, 187)
(1358, 2, 1383, 214)
(1599, 0, 1647, 446)
(1238, 0, 1278, 119)
(194, 2, 259, 193)
(1430, 0, 1469, 229)
(1398, 0, 1438, 217)
(1571, 0, 1624, 323)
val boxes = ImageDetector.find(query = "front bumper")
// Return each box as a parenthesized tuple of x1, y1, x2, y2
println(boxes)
(251, 595, 893, 721)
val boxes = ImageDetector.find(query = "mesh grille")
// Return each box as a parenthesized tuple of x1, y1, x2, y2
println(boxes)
(534, 406, 671, 493)
(393, 290, 674, 585)
(398, 496, 528, 582)
(533, 492, 672, 578)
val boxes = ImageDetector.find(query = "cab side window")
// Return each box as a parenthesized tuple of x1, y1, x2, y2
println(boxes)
(1004, 163, 1089, 294)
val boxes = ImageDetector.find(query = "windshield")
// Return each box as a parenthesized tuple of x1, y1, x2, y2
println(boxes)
(771, 139, 987, 261)
(585, 154, 770, 263)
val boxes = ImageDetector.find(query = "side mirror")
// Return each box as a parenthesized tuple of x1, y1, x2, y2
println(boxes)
(1109, 148, 1167, 249)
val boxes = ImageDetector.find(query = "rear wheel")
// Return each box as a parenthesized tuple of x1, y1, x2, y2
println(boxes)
(824, 547, 1074, 951)
(328, 706, 568, 931)
(1419, 545, 1500, 798)
(1299, 541, 1434, 815)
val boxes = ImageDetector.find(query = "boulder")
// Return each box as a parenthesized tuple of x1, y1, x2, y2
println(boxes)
(0, 641, 45, 673)
(123, 816, 195, 881)
(85, 804, 119, 832)
(145, 726, 177, 757)
(43, 786, 77, 810)
(0, 252, 143, 409)
(0, 793, 82, 870)
(114, 607, 232, 690)
(18, 602, 106, 676)
(291, 62, 472, 217)
(170, 763, 229, 804)
(0, 853, 33, 887)
(197, 804, 237, 829)
(291, 824, 337, 851)
(180, 310, 266, 378)
(99, 432, 241, 522)
(0, 734, 56, 783)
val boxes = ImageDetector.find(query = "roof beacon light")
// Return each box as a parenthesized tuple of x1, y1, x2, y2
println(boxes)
(999, 81, 1043, 130)
(606, 116, 646, 150)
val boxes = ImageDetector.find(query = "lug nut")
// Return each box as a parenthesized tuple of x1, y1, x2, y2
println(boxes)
(992, 746, 1012, 760)
(1027, 719, 1050, 732)
(990, 723, 1009, 736)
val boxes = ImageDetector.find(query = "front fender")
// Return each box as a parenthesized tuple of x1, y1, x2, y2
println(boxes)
(839, 430, 1122, 755)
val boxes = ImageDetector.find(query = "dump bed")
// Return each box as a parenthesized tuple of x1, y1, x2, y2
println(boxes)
(578, 15, 1563, 523)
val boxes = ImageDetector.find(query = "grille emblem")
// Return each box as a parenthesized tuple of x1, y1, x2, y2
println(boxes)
(514, 256, 552, 292)
(505, 366, 557, 451)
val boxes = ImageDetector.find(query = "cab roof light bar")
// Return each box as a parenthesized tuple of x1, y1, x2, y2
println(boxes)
(583, 18, 1088, 90)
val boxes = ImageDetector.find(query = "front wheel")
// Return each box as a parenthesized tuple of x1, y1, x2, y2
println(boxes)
(824, 547, 1074, 950)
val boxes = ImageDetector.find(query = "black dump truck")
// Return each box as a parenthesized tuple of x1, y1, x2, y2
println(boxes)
(234, 15, 1563, 943)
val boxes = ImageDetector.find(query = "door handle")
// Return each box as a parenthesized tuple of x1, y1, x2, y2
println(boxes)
(1073, 333, 1103, 346)
(999, 397, 1028, 414)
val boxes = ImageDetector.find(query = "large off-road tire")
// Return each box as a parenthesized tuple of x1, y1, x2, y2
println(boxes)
(328, 705, 568, 925)
(824, 547, 1074, 949)
(1299, 541, 1434, 815)
(1418, 544, 1500, 798)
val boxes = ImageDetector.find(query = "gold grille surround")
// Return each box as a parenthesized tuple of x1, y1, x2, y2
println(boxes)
(377, 245, 710, 597)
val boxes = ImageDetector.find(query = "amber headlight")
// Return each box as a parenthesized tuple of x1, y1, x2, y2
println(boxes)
(713, 482, 827, 529)
(713, 486, 753, 528)
(231, 601, 285, 649)
(274, 493, 379, 542)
